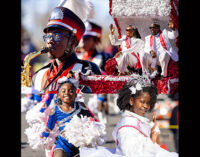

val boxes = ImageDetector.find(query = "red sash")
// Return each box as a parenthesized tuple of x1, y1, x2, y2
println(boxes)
(150, 31, 168, 51)
(125, 36, 141, 69)
(41, 61, 77, 94)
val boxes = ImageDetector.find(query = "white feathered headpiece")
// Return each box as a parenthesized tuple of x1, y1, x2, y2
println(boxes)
(58, 0, 95, 22)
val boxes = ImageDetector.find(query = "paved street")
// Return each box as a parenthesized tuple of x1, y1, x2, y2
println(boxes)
(21, 94, 178, 157)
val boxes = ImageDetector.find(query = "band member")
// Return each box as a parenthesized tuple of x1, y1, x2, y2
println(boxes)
(25, 1, 100, 156)
(31, 0, 101, 109)
(76, 21, 110, 74)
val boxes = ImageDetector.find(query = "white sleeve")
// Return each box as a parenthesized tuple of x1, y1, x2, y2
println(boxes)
(144, 37, 151, 54)
(109, 34, 123, 46)
(121, 40, 144, 54)
(165, 29, 179, 40)
(117, 127, 160, 156)
(155, 148, 178, 157)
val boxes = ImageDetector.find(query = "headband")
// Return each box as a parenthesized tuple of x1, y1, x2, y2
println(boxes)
(57, 76, 79, 89)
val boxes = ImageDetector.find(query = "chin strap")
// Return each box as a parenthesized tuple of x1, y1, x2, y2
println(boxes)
(64, 31, 75, 54)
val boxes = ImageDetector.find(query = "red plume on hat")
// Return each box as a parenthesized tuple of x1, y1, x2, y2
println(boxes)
(43, 0, 94, 43)
(83, 21, 102, 38)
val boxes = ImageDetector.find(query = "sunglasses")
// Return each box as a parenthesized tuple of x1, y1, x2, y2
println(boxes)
(149, 26, 160, 29)
(43, 33, 70, 43)
(126, 28, 133, 32)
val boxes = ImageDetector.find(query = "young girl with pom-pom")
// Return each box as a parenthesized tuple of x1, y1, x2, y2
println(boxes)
(79, 79, 178, 157)
(41, 77, 95, 157)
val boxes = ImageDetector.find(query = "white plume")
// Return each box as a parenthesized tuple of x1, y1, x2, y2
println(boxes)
(58, 0, 95, 22)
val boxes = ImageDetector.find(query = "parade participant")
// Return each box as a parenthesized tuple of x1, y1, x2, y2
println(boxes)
(76, 21, 110, 74)
(75, 21, 110, 123)
(169, 93, 179, 152)
(31, 0, 101, 109)
(79, 76, 178, 157)
(109, 24, 144, 75)
(42, 77, 95, 157)
(97, 94, 109, 124)
(25, 1, 100, 156)
(141, 19, 179, 78)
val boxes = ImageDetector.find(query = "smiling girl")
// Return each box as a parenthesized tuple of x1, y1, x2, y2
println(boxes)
(80, 78, 178, 157)
(42, 77, 94, 157)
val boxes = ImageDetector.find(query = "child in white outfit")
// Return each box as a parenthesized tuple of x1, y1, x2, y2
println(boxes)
(79, 77, 178, 157)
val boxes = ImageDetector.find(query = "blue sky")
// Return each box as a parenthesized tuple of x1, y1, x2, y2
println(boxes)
(22, 0, 113, 34)
(21, 0, 114, 47)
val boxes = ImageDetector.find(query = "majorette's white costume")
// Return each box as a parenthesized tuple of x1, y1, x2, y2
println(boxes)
(109, 34, 144, 73)
(79, 110, 178, 157)
(141, 29, 179, 77)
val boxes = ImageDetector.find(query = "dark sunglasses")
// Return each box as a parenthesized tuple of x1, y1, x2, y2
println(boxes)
(149, 26, 160, 29)
(43, 33, 70, 43)
(126, 28, 134, 32)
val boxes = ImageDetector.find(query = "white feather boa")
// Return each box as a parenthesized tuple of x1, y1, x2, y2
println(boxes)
(63, 115, 107, 148)
(21, 96, 35, 112)
(25, 102, 47, 126)
(24, 102, 59, 150)
(24, 122, 59, 150)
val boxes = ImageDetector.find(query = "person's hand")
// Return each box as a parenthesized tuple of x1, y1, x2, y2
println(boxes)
(114, 51, 122, 58)
(110, 24, 115, 35)
(150, 50, 157, 58)
(168, 20, 175, 30)
(151, 113, 159, 144)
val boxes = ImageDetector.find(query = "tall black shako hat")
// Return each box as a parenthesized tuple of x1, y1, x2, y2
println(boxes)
(43, 0, 94, 43)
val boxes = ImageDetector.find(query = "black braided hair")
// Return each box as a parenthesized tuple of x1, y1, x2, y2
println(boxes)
(117, 83, 157, 112)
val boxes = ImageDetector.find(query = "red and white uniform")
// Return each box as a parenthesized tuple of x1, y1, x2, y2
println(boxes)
(77, 50, 103, 70)
(109, 34, 144, 73)
(32, 53, 101, 94)
(141, 29, 179, 76)
(33, 60, 82, 94)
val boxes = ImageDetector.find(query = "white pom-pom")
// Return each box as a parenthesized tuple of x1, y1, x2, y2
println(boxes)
(63, 115, 107, 148)
(21, 96, 35, 112)
(25, 122, 59, 150)
(25, 102, 46, 125)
